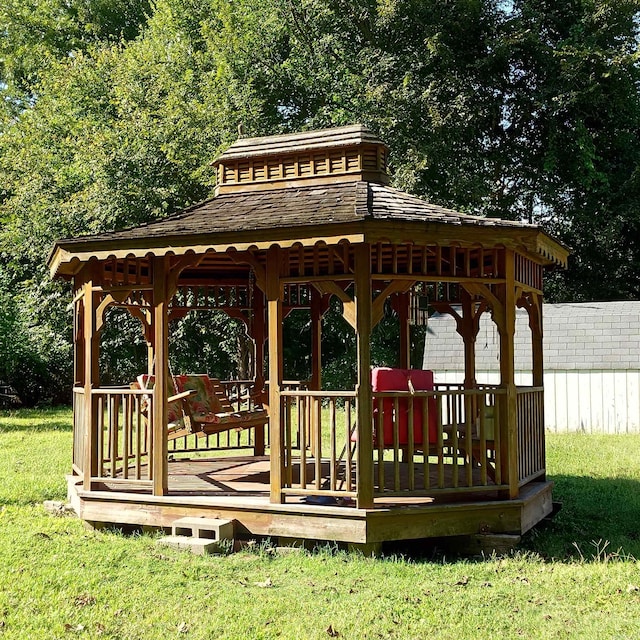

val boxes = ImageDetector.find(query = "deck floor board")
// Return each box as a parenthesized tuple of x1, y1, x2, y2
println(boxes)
(99, 455, 500, 507)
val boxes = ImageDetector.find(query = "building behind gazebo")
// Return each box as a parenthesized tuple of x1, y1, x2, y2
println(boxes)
(426, 301, 640, 434)
(49, 125, 568, 551)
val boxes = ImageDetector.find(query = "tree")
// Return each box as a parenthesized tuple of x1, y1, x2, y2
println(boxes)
(0, 0, 638, 402)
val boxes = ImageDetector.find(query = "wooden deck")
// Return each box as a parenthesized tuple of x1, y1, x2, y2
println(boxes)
(68, 456, 553, 547)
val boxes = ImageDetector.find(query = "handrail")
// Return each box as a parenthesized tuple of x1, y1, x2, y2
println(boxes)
(281, 390, 357, 398)
(373, 388, 506, 397)
(91, 387, 147, 396)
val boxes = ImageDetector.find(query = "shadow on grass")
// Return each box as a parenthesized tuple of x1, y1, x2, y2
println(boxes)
(520, 474, 640, 561)
(383, 474, 640, 564)
(0, 407, 73, 433)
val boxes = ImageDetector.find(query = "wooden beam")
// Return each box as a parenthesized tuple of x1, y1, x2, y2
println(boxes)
(461, 282, 504, 330)
(371, 280, 413, 328)
(151, 256, 169, 496)
(312, 280, 356, 329)
(266, 246, 285, 504)
(229, 250, 266, 292)
(354, 244, 374, 509)
(167, 254, 205, 299)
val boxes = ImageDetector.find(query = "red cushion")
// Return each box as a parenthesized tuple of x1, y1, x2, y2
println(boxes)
(371, 368, 437, 446)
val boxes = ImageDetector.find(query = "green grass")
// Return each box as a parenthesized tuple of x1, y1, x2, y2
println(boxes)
(1, 409, 639, 639)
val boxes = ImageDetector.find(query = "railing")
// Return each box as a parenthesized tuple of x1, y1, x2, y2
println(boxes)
(94, 387, 152, 485)
(372, 388, 506, 496)
(516, 386, 545, 483)
(75, 381, 545, 499)
(281, 391, 358, 500)
(72, 388, 85, 475)
(278, 387, 508, 501)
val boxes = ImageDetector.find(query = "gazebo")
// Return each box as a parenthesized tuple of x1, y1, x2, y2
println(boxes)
(49, 125, 568, 551)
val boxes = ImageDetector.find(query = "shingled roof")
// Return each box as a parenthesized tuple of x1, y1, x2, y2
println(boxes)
(48, 125, 569, 276)
(424, 301, 640, 373)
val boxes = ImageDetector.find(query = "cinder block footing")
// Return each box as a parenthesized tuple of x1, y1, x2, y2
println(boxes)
(156, 517, 235, 555)
(171, 516, 234, 541)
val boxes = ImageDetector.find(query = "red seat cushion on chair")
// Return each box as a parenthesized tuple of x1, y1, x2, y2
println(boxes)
(371, 367, 437, 446)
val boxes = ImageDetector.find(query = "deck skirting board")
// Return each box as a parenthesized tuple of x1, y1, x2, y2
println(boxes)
(67, 475, 553, 545)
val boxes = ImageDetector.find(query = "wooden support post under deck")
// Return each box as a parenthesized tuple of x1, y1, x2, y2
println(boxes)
(355, 244, 374, 509)
(82, 277, 99, 491)
(151, 256, 169, 496)
(266, 247, 284, 504)
(498, 250, 519, 499)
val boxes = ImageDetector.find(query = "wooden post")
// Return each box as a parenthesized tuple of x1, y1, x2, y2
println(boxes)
(397, 291, 411, 369)
(460, 290, 477, 390)
(310, 287, 323, 391)
(252, 289, 267, 455)
(498, 250, 518, 498)
(266, 247, 284, 503)
(530, 292, 545, 481)
(82, 276, 99, 491)
(151, 256, 169, 496)
(531, 293, 544, 388)
(354, 243, 374, 509)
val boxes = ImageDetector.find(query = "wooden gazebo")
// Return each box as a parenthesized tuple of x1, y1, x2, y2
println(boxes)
(49, 125, 568, 551)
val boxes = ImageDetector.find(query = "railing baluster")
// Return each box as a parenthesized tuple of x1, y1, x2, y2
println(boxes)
(300, 396, 307, 490)
(314, 396, 322, 490)
(408, 393, 415, 491)
(393, 396, 400, 492)
(122, 395, 130, 480)
(437, 396, 445, 488)
(464, 393, 473, 487)
(422, 395, 429, 490)
(377, 398, 385, 492)
(285, 395, 293, 487)
(346, 398, 353, 492)
(330, 398, 336, 491)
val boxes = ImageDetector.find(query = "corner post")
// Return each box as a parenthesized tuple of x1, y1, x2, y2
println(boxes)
(82, 275, 100, 491)
(266, 246, 284, 503)
(498, 250, 518, 498)
(151, 256, 169, 496)
(354, 243, 374, 509)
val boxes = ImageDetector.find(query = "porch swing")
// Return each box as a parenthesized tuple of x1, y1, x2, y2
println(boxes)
(133, 368, 267, 441)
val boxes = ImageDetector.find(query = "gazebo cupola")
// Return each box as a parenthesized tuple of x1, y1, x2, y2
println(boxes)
(213, 125, 390, 194)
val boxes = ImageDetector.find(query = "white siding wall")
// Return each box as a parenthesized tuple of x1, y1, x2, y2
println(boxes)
(544, 370, 640, 433)
(434, 369, 640, 433)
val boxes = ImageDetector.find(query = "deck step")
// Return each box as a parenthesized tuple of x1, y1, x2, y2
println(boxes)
(170, 516, 235, 541)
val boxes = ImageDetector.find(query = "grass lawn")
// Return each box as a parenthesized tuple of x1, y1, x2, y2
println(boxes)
(0, 408, 639, 639)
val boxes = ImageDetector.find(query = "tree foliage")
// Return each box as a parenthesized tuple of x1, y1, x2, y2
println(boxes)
(0, 0, 638, 402)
